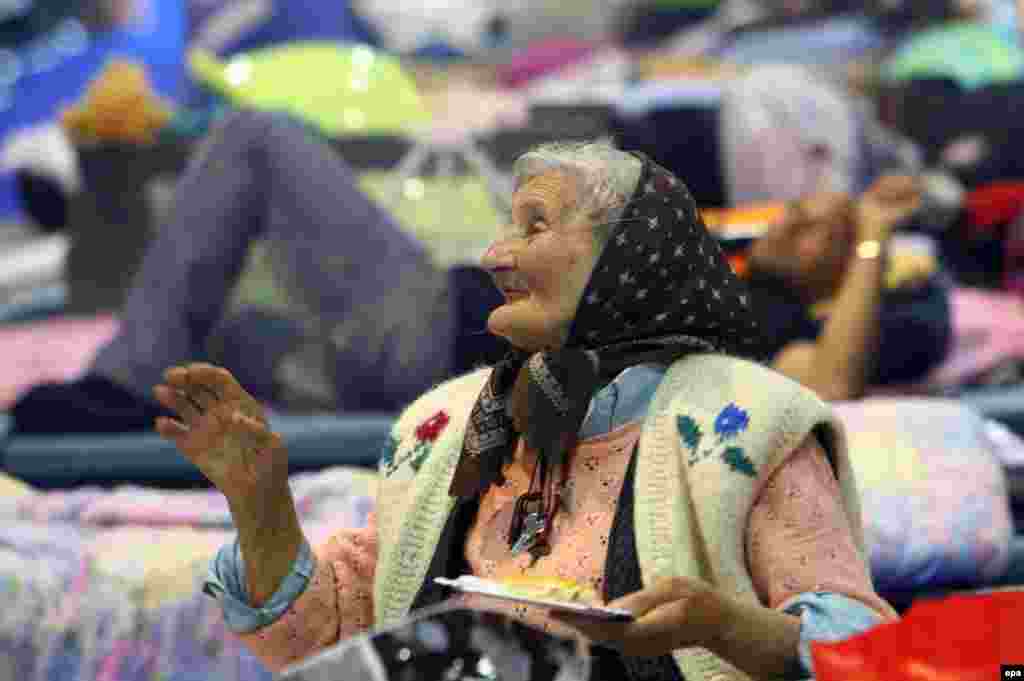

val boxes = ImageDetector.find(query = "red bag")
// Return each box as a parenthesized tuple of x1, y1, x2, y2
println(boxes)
(811, 592, 1024, 681)
(965, 182, 1024, 233)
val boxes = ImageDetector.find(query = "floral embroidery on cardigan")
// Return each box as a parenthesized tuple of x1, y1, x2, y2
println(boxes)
(715, 403, 749, 439)
(677, 403, 757, 477)
(383, 410, 450, 477)
(416, 411, 450, 442)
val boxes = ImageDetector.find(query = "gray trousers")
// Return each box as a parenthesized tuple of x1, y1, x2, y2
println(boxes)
(91, 111, 455, 412)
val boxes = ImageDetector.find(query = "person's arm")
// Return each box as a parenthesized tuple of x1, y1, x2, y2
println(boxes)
(708, 435, 894, 678)
(204, 510, 380, 672)
(229, 481, 306, 607)
(154, 363, 378, 671)
(772, 176, 920, 401)
(772, 242, 887, 402)
(742, 434, 898, 678)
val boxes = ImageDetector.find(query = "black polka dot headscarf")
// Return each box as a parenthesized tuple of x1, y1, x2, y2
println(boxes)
(451, 153, 764, 508)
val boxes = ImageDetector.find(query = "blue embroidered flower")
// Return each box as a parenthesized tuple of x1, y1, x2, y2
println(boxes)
(714, 404, 749, 440)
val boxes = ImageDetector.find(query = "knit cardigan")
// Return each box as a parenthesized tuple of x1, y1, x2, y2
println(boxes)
(373, 353, 861, 681)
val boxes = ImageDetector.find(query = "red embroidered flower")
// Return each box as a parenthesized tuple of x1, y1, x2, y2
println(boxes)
(415, 410, 450, 442)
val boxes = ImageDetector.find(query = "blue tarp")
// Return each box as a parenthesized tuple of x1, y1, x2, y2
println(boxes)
(0, 0, 186, 221)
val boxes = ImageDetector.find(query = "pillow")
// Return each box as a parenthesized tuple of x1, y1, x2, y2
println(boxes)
(833, 398, 1015, 592)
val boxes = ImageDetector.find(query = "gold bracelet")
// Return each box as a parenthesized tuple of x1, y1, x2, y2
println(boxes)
(856, 239, 883, 260)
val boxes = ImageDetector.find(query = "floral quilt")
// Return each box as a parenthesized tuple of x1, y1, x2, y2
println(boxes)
(0, 466, 375, 681)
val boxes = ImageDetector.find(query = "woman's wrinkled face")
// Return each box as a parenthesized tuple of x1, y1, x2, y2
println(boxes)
(481, 170, 602, 352)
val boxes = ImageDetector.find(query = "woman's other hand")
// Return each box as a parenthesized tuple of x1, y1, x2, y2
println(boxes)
(855, 175, 922, 244)
(153, 363, 287, 505)
(549, 577, 728, 657)
(551, 576, 802, 677)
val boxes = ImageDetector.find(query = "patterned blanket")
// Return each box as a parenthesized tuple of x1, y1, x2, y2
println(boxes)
(0, 467, 376, 681)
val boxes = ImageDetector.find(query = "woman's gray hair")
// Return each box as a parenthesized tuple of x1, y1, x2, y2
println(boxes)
(512, 138, 643, 250)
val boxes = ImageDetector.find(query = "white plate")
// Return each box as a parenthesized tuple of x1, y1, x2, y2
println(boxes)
(435, 576, 634, 622)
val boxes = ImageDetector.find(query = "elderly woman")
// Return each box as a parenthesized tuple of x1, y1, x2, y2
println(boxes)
(155, 141, 896, 681)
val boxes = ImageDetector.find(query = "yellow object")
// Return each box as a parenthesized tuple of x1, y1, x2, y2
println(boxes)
(636, 56, 747, 82)
(0, 472, 34, 498)
(499, 576, 599, 604)
(885, 251, 938, 289)
(188, 43, 431, 137)
(357, 172, 501, 269)
(811, 249, 939, 318)
(61, 59, 173, 146)
(701, 203, 785, 238)
(856, 239, 883, 260)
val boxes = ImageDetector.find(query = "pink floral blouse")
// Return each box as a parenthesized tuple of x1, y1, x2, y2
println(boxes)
(234, 421, 895, 672)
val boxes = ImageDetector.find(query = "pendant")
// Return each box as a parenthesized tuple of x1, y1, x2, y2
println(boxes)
(510, 511, 546, 555)
(528, 535, 552, 566)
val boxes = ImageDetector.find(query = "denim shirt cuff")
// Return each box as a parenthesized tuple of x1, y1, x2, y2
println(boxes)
(203, 537, 316, 634)
(780, 592, 887, 680)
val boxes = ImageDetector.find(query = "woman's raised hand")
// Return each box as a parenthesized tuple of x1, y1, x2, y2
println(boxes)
(855, 175, 921, 243)
(153, 363, 288, 504)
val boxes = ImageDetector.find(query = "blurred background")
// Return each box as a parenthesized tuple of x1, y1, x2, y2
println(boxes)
(2, 2, 1024, 678)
